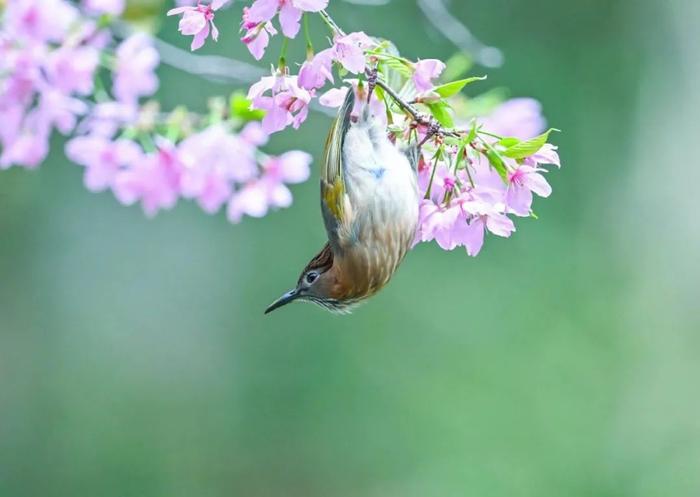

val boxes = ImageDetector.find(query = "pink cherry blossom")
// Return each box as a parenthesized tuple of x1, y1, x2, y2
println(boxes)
(167, 0, 228, 51)
(413, 59, 446, 93)
(113, 33, 159, 104)
(246, 0, 328, 39)
(296, 32, 374, 91)
(460, 198, 516, 256)
(240, 7, 278, 60)
(298, 48, 334, 90)
(420, 202, 464, 251)
(506, 164, 552, 217)
(66, 135, 142, 192)
(248, 74, 312, 134)
(526, 143, 561, 168)
(331, 32, 374, 74)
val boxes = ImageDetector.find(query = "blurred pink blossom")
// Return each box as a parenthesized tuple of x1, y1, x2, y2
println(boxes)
(481, 98, 547, 139)
(227, 151, 312, 223)
(4, 0, 79, 43)
(178, 124, 260, 213)
(113, 33, 160, 104)
(114, 145, 183, 217)
(45, 45, 100, 96)
(82, 0, 125, 16)
(66, 136, 142, 192)
(0, 125, 49, 170)
(76, 101, 139, 138)
(35, 87, 88, 135)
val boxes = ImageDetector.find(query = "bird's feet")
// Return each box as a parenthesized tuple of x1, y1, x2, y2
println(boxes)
(366, 67, 378, 104)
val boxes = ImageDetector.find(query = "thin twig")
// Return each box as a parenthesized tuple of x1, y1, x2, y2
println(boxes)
(319, 10, 461, 137)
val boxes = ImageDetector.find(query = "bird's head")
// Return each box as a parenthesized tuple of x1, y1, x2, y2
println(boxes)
(264, 243, 346, 314)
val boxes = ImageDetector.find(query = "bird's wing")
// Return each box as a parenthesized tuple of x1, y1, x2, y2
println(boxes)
(320, 88, 355, 252)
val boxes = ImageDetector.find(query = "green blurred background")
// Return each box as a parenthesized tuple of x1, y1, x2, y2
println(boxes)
(2, 0, 699, 495)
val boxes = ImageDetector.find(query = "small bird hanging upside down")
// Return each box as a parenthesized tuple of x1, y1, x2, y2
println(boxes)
(265, 87, 420, 314)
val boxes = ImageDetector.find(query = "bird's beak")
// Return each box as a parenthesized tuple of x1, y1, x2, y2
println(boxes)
(264, 289, 300, 314)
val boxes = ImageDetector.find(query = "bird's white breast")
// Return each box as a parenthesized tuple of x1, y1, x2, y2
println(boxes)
(339, 119, 419, 291)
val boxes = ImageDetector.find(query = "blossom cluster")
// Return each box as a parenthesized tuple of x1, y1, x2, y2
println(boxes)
(0, 0, 312, 222)
(414, 104, 560, 255)
(1, 0, 563, 256)
(166, 1, 562, 256)
(66, 119, 312, 221)
(0, 0, 157, 170)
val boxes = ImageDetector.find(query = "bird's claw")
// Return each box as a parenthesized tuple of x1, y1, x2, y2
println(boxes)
(366, 67, 378, 104)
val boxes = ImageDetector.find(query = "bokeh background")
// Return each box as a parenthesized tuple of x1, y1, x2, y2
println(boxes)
(2, 0, 699, 496)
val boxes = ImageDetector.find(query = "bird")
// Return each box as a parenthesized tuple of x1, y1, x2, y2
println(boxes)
(265, 86, 420, 314)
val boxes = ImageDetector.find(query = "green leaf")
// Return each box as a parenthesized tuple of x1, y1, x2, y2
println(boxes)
(502, 128, 559, 159)
(378, 57, 413, 78)
(230, 93, 265, 122)
(498, 137, 520, 148)
(465, 120, 479, 144)
(486, 150, 509, 182)
(434, 76, 487, 98)
(454, 143, 467, 170)
(442, 52, 474, 82)
(427, 102, 454, 128)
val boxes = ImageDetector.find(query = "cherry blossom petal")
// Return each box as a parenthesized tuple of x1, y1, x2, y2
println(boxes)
(247, 0, 279, 23)
(278, 2, 302, 38)
(292, 0, 328, 12)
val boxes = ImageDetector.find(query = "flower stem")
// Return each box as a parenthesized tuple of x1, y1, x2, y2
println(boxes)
(319, 10, 344, 37)
(279, 37, 289, 71)
(303, 14, 314, 56)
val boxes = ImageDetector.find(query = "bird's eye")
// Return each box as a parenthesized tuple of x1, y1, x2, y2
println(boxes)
(306, 272, 318, 284)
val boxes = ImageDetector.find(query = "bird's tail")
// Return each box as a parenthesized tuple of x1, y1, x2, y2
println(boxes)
(323, 88, 355, 176)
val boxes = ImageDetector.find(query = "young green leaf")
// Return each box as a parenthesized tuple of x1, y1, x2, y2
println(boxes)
(486, 149, 509, 182)
(498, 137, 520, 148)
(427, 102, 454, 128)
(230, 93, 264, 121)
(434, 76, 487, 98)
(378, 57, 413, 78)
(502, 128, 559, 159)
(465, 120, 479, 144)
